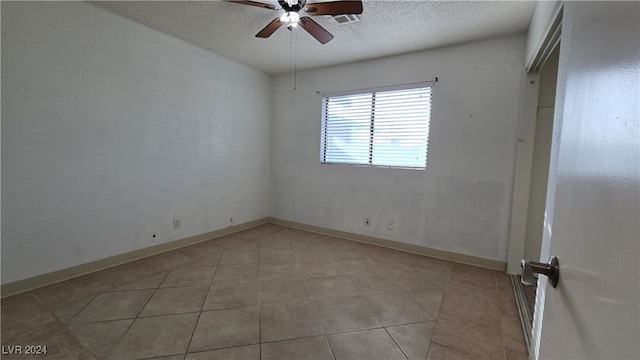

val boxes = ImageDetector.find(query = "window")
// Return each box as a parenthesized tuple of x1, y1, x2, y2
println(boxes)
(320, 82, 433, 169)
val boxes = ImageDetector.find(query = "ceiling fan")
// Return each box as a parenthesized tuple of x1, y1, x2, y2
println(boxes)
(227, 0, 363, 44)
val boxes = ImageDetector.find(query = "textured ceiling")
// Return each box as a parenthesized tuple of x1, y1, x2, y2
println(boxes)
(89, 0, 536, 75)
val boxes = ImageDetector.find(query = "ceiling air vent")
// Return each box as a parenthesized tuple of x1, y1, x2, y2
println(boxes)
(325, 14, 360, 26)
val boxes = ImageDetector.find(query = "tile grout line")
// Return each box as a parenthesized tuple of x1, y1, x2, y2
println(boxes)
(63, 293, 101, 326)
(79, 269, 171, 359)
(297, 240, 339, 360)
(428, 340, 483, 360)
(304, 276, 338, 360)
(116, 269, 170, 359)
(427, 263, 453, 358)
(183, 253, 221, 357)
(382, 325, 411, 360)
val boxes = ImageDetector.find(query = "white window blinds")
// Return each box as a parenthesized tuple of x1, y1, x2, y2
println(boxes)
(320, 83, 433, 169)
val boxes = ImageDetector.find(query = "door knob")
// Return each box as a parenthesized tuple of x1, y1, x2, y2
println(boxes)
(520, 256, 560, 288)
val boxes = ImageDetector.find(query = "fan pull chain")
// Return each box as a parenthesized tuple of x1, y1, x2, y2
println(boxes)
(288, 30, 298, 90)
(294, 30, 297, 90)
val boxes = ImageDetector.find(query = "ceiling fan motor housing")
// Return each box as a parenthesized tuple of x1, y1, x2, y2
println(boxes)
(228, 0, 363, 44)
(280, 0, 306, 13)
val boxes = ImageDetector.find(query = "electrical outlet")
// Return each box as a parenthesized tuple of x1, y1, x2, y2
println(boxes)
(386, 220, 395, 230)
(173, 219, 181, 229)
(365, 217, 371, 226)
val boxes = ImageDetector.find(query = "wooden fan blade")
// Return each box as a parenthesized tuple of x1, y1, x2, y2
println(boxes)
(299, 16, 333, 44)
(303, 1, 362, 15)
(256, 17, 284, 38)
(227, 0, 278, 10)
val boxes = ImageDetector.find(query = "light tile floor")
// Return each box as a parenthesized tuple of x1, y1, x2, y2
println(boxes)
(1, 224, 529, 359)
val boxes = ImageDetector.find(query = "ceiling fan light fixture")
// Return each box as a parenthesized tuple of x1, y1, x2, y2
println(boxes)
(229, 0, 361, 43)
(280, 11, 300, 30)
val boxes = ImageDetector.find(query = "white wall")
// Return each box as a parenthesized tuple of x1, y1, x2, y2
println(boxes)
(1, 2, 272, 284)
(271, 35, 526, 262)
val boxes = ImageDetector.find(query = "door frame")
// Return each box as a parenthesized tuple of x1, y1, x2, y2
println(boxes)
(506, 2, 564, 357)
(506, 1, 563, 274)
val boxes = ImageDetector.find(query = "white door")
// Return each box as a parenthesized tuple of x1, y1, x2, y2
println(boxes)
(532, 2, 639, 359)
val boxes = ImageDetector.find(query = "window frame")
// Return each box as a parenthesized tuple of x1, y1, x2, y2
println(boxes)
(320, 81, 434, 170)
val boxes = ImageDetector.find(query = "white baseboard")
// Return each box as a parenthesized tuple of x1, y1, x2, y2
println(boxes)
(269, 217, 507, 271)
(1, 218, 268, 298)
(2, 216, 507, 298)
